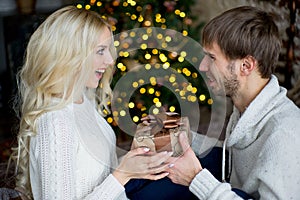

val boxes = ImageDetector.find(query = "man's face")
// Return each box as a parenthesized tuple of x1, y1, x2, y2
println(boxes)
(199, 42, 240, 97)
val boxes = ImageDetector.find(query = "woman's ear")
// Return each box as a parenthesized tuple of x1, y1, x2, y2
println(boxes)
(240, 56, 256, 76)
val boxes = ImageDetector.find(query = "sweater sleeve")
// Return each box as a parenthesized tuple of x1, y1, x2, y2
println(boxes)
(190, 169, 243, 200)
(30, 111, 128, 200)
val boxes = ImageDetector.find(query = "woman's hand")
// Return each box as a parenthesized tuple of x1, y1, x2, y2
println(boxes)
(113, 147, 173, 186)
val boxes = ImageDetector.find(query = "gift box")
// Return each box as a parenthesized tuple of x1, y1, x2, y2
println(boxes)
(132, 112, 191, 157)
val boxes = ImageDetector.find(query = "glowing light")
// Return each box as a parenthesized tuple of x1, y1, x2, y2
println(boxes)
(117, 98, 122, 103)
(131, 14, 137, 20)
(102, 109, 108, 115)
(129, 32, 136, 37)
(178, 56, 184, 62)
(155, 102, 162, 107)
(192, 87, 197, 93)
(144, 20, 151, 26)
(120, 66, 127, 71)
(148, 88, 155, 94)
(123, 2, 128, 6)
(187, 85, 193, 91)
(153, 98, 159, 103)
(140, 88, 146, 94)
(189, 95, 197, 102)
(157, 34, 163, 39)
(120, 92, 127, 97)
(150, 77, 156, 83)
(180, 51, 187, 57)
(136, 6, 142, 11)
(152, 108, 160, 114)
(138, 16, 144, 22)
(85, 5, 91, 10)
(133, 116, 139, 122)
(159, 53, 168, 62)
(76, 4, 83, 9)
(165, 36, 171, 42)
(130, 1, 136, 6)
(147, 28, 153, 34)
(123, 52, 129, 57)
(96, 2, 102, 6)
(179, 90, 186, 96)
(138, 79, 145, 84)
(140, 43, 147, 49)
(169, 76, 176, 83)
(117, 63, 123, 69)
(107, 117, 113, 123)
(112, 0, 119, 6)
(114, 41, 120, 47)
(169, 106, 176, 112)
(163, 62, 170, 69)
(162, 42, 168, 48)
(183, 30, 188, 36)
(141, 106, 147, 111)
(180, 12, 186, 18)
(142, 34, 149, 40)
(145, 53, 151, 59)
(152, 49, 158, 54)
(155, 91, 161, 97)
(113, 111, 119, 117)
(199, 94, 206, 101)
(192, 57, 198, 63)
(175, 9, 180, 15)
(192, 72, 198, 78)
(122, 42, 129, 49)
(132, 81, 139, 88)
(128, 102, 135, 108)
(120, 110, 126, 116)
(145, 64, 151, 70)
(208, 98, 213, 105)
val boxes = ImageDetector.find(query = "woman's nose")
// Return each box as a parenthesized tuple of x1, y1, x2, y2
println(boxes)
(105, 52, 114, 65)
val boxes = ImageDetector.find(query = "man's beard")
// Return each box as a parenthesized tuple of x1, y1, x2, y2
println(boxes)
(224, 61, 239, 98)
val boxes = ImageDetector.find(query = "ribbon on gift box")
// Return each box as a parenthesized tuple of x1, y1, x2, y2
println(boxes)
(133, 112, 191, 157)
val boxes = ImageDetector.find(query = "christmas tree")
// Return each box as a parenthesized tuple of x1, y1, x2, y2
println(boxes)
(76, 0, 212, 140)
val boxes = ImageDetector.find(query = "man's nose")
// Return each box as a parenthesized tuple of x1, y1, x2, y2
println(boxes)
(199, 56, 210, 72)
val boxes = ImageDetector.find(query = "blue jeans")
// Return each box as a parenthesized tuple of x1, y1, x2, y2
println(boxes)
(125, 147, 253, 199)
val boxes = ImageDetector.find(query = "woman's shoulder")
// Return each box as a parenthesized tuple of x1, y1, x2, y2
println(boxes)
(36, 105, 74, 126)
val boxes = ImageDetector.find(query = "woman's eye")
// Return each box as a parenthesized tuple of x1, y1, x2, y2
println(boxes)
(97, 48, 105, 55)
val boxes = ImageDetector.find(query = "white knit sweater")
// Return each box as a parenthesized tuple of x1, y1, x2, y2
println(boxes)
(190, 75, 300, 199)
(29, 95, 128, 199)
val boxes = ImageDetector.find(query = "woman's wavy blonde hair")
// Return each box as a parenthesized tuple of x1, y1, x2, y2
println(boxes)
(10, 5, 115, 199)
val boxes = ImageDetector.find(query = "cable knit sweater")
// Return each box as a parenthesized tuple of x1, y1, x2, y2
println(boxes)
(29, 95, 128, 199)
(190, 75, 300, 199)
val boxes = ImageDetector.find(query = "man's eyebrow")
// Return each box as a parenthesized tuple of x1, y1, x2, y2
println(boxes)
(203, 51, 214, 57)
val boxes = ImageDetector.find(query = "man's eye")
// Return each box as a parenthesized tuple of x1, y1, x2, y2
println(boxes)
(209, 55, 215, 60)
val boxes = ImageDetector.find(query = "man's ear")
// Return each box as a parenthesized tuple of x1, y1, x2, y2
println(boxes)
(240, 56, 256, 76)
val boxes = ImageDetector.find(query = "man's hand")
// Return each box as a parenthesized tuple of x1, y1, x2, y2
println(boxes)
(167, 132, 202, 186)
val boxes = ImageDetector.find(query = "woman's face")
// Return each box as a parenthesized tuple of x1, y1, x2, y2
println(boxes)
(86, 27, 114, 89)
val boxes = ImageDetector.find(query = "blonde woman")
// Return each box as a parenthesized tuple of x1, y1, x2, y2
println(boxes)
(12, 6, 172, 199)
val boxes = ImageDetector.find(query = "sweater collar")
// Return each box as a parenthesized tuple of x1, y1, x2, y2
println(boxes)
(226, 75, 287, 148)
